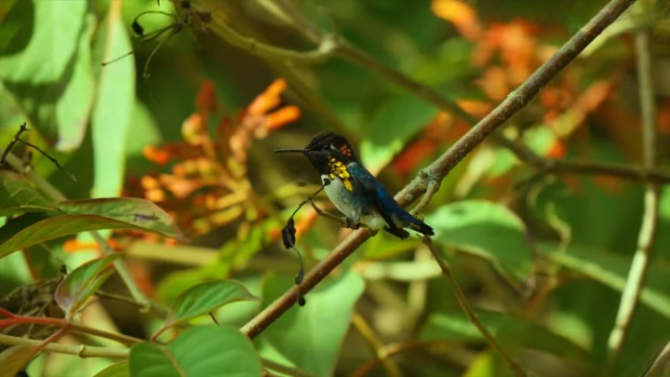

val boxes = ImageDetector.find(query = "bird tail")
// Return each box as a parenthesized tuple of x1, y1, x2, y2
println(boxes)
(406, 216, 434, 236)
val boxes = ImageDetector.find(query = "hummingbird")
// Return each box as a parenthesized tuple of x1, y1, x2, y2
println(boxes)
(275, 132, 434, 239)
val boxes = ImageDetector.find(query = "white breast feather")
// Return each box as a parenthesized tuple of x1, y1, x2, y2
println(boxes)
(321, 175, 386, 230)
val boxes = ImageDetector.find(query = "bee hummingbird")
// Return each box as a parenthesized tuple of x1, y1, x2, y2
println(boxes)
(275, 132, 434, 239)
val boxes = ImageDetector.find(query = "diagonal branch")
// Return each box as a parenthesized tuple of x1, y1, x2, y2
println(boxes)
(240, 0, 638, 339)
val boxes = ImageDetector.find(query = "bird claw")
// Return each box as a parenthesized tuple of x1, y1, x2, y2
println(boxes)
(344, 217, 361, 229)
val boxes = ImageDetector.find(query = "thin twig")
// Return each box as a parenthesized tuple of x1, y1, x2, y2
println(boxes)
(14, 139, 77, 182)
(240, 0, 638, 339)
(0, 122, 28, 165)
(421, 238, 526, 376)
(351, 312, 403, 377)
(607, 7, 659, 365)
(351, 340, 455, 377)
(0, 334, 129, 358)
(201, 5, 338, 64)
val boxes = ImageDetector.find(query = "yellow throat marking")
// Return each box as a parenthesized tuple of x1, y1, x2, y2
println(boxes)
(328, 158, 353, 191)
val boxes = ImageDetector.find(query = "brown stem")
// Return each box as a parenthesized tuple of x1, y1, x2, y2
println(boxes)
(421, 238, 526, 376)
(1, 314, 143, 346)
(240, 0, 638, 339)
(0, 122, 28, 165)
(0, 334, 129, 358)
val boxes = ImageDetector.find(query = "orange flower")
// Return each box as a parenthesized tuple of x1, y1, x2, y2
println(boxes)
(432, 0, 481, 40)
(143, 146, 170, 165)
(266, 105, 301, 130)
(248, 79, 287, 116)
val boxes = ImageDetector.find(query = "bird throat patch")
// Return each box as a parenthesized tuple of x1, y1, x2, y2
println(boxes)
(328, 158, 353, 191)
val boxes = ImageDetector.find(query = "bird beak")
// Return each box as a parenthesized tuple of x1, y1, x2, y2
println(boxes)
(273, 148, 309, 154)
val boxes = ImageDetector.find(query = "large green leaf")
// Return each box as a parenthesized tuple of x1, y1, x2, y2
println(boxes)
(541, 242, 670, 318)
(0, 1, 94, 149)
(0, 345, 37, 377)
(0, 170, 54, 217)
(258, 271, 365, 376)
(129, 326, 262, 377)
(156, 280, 257, 336)
(360, 94, 438, 173)
(55, 254, 120, 319)
(91, 8, 135, 198)
(421, 311, 586, 360)
(426, 200, 533, 282)
(0, 198, 183, 258)
(94, 361, 130, 377)
(55, 198, 183, 240)
(0, 0, 84, 82)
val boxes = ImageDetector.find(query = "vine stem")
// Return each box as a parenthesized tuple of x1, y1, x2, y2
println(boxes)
(0, 312, 142, 346)
(421, 238, 526, 376)
(0, 334, 129, 358)
(351, 312, 403, 377)
(240, 0, 638, 340)
(607, 2, 659, 365)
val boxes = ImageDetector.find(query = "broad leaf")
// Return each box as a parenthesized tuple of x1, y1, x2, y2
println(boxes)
(55, 254, 120, 318)
(94, 361, 130, 377)
(541, 242, 670, 318)
(56, 198, 183, 240)
(159, 280, 257, 333)
(258, 271, 365, 376)
(91, 8, 135, 197)
(0, 1, 94, 148)
(360, 94, 438, 173)
(426, 200, 533, 282)
(0, 171, 54, 217)
(0, 212, 181, 259)
(421, 311, 585, 360)
(129, 326, 262, 377)
(0, 345, 36, 376)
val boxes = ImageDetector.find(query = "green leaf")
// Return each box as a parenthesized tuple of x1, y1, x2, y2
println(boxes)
(159, 280, 258, 333)
(541, 242, 670, 318)
(0, 0, 85, 82)
(94, 361, 130, 377)
(55, 254, 120, 319)
(129, 326, 262, 377)
(421, 311, 585, 359)
(0, 200, 183, 258)
(360, 94, 438, 173)
(258, 271, 365, 376)
(55, 198, 183, 240)
(0, 1, 94, 149)
(91, 8, 135, 198)
(426, 200, 533, 282)
(0, 171, 54, 217)
(0, 346, 37, 377)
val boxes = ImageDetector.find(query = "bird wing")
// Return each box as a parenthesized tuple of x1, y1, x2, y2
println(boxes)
(346, 163, 401, 229)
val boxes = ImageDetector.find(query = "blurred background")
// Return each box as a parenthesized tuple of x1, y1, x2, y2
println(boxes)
(1, 0, 670, 376)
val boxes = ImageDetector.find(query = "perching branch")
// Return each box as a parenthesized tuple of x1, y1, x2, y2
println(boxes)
(607, 5, 659, 365)
(240, 0, 637, 339)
